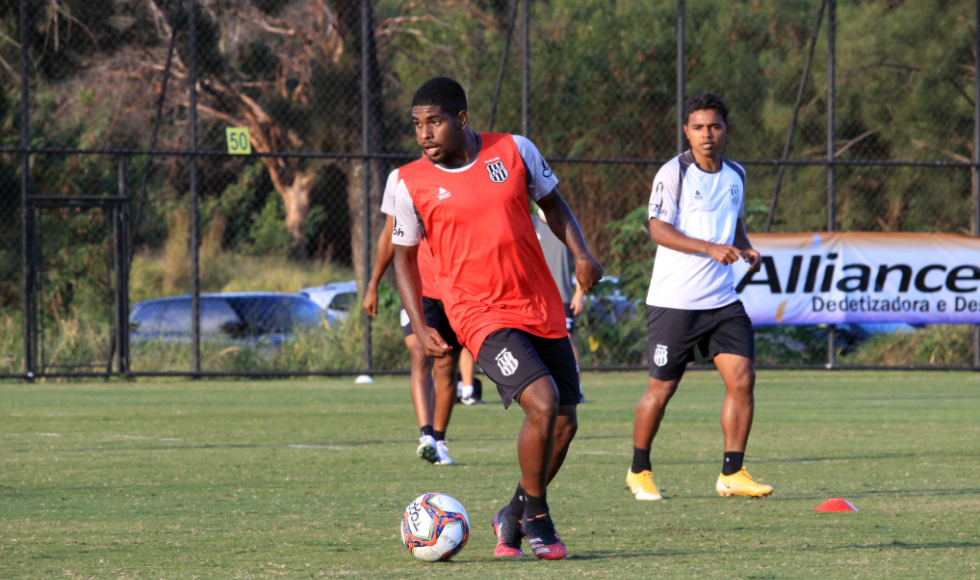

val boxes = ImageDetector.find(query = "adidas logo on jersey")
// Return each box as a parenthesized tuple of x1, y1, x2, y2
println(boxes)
(438, 187, 452, 200)
(694, 190, 703, 200)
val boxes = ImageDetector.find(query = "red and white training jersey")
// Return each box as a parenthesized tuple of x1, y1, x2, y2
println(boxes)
(381, 168, 439, 299)
(391, 133, 565, 356)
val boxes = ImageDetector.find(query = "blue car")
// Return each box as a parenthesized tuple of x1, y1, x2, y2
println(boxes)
(129, 292, 326, 347)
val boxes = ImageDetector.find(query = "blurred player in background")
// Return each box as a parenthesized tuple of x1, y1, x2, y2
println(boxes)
(363, 169, 461, 466)
(456, 348, 486, 405)
(393, 78, 603, 560)
(532, 207, 587, 402)
(627, 92, 773, 501)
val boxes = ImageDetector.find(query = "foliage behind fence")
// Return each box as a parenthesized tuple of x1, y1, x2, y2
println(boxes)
(1, 0, 978, 377)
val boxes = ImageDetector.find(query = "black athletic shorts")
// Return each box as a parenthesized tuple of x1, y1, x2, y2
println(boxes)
(400, 297, 461, 352)
(563, 303, 576, 335)
(647, 301, 754, 381)
(477, 328, 580, 409)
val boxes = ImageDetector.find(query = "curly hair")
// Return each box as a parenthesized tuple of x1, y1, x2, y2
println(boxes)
(411, 77, 468, 116)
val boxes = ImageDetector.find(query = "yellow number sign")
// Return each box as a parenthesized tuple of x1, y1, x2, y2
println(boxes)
(225, 127, 252, 155)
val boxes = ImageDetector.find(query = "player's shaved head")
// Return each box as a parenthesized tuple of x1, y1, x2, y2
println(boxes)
(412, 77, 468, 117)
(685, 92, 730, 125)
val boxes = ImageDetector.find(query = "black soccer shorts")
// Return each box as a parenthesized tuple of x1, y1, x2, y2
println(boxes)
(477, 328, 580, 409)
(400, 297, 461, 352)
(563, 303, 576, 335)
(646, 301, 755, 381)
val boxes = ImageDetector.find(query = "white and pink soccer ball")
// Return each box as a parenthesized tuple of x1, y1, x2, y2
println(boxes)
(401, 493, 470, 562)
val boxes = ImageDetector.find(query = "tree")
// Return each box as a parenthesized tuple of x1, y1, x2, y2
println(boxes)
(140, 0, 346, 259)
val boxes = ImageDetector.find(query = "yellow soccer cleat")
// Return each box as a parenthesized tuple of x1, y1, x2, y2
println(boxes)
(716, 467, 773, 497)
(626, 469, 663, 500)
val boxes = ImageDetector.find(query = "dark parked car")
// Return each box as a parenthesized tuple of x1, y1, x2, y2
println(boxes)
(130, 292, 326, 347)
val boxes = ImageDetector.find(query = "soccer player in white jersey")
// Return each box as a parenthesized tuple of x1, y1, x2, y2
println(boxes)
(363, 169, 462, 466)
(627, 92, 774, 500)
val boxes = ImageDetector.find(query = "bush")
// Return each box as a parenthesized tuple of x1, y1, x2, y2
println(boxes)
(841, 325, 972, 367)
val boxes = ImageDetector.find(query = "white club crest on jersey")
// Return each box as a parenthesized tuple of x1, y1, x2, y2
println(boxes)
(486, 161, 509, 183)
(495, 348, 519, 376)
(654, 344, 669, 367)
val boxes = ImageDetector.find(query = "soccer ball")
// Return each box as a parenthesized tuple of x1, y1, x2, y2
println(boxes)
(401, 493, 470, 561)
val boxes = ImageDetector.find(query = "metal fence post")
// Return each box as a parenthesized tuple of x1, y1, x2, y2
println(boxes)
(488, 0, 520, 133)
(19, 0, 34, 381)
(117, 157, 131, 376)
(766, 0, 827, 233)
(826, 0, 837, 368)
(973, 0, 980, 369)
(113, 158, 127, 375)
(677, 0, 686, 154)
(522, 0, 531, 138)
(361, 0, 373, 372)
(189, 0, 201, 376)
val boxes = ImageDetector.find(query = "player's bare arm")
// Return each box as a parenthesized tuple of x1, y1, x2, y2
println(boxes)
(649, 218, 741, 265)
(363, 214, 396, 317)
(536, 188, 604, 291)
(570, 282, 585, 316)
(394, 243, 451, 358)
(732, 218, 761, 272)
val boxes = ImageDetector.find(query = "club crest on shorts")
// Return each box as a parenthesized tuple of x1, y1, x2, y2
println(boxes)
(654, 344, 669, 367)
(400, 309, 410, 327)
(495, 348, 519, 376)
(486, 160, 509, 183)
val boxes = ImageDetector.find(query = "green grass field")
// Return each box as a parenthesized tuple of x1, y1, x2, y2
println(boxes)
(2, 371, 978, 579)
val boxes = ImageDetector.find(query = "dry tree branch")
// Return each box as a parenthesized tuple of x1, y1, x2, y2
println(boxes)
(833, 129, 879, 158)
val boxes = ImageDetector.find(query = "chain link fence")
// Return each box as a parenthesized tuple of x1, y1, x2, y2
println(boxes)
(1, 0, 978, 378)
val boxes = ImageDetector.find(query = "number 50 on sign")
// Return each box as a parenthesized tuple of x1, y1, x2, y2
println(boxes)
(225, 127, 252, 155)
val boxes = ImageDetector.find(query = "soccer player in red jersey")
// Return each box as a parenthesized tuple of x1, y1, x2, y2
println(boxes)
(392, 78, 603, 560)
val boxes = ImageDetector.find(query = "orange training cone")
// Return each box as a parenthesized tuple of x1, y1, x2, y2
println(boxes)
(815, 498, 858, 512)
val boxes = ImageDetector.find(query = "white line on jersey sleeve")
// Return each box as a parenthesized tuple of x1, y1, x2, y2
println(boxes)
(379, 168, 400, 216)
(734, 161, 747, 219)
(512, 134, 559, 201)
(649, 157, 680, 224)
(391, 178, 421, 246)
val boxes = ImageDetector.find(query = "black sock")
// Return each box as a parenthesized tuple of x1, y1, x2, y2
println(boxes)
(433, 430, 445, 442)
(523, 492, 549, 519)
(420, 425, 434, 439)
(507, 483, 525, 517)
(722, 451, 744, 476)
(631, 446, 652, 474)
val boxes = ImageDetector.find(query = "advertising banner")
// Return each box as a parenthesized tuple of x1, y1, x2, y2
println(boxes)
(734, 233, 980, 325)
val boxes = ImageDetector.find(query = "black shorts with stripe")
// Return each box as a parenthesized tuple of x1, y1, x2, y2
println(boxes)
(400, 297, 461, 352)
(647, 301, 754, 381)
(477, 328, 580, 409)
